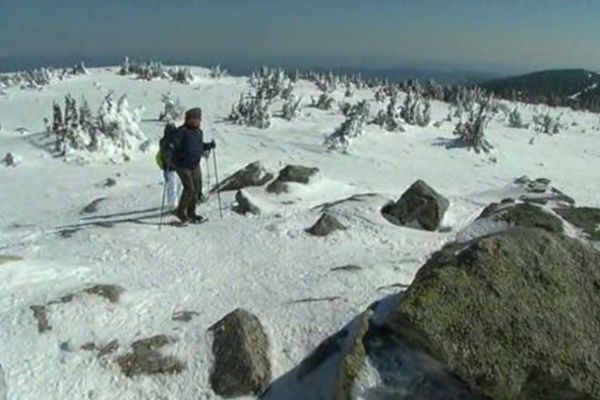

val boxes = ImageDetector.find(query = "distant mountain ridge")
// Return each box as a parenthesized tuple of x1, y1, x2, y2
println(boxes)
(480, 69, 600, 112)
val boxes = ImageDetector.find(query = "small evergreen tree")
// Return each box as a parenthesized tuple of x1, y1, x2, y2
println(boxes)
(310, 92, 335, 111)
(453, 98, 494, 153)
(281, 94, 302, 121)
(325, 101, 370, 151)
(508, 107, 528, 128)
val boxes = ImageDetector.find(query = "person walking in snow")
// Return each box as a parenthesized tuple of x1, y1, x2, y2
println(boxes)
(157, 123, 182, 211)
(163, 107, 215, 224)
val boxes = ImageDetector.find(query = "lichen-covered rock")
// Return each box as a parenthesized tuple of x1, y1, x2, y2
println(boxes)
(116, 335, 184, 377)
(381, 180, 449, 231)
(266, 165, 319, 194)
(385, 227, 600, 400)
(209, 309, 271, 397)
(478, 202, 563, 233)
(213, 161, 274, 192)
(306, 213, 347, 237)
(555, 207, 600, 241)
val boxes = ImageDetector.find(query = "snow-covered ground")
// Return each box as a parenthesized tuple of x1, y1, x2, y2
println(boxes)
(1, 67, 600, 400)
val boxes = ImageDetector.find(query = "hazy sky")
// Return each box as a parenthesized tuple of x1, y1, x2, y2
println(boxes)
(1, 0, 599, 72)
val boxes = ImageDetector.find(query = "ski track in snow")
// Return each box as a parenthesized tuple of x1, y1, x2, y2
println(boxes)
(1, 66, 600, 399)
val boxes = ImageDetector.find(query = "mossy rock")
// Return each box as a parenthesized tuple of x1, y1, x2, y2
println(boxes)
(385, 227, 600, 400)
(555, 207, 600, 241)
(478, 202, 563, 233)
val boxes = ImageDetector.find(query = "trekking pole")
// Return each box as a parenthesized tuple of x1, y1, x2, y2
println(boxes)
(158, 179, 167, 230)
(212, 148, 223, 219)
(204, 156, 212, 202)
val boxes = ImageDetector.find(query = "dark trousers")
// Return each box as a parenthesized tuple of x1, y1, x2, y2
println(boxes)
(176, 166, 201, 219)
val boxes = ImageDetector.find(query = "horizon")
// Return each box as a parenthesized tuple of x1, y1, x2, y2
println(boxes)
(1, 1, 600, 76)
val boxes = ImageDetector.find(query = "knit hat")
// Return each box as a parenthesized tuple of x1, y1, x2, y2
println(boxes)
(185, 107, 202, 120)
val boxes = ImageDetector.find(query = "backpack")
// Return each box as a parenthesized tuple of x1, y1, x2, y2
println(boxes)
(155, 123, 177, 170)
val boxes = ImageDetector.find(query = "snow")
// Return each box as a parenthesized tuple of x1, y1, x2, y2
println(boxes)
(1, 66, 600, 399)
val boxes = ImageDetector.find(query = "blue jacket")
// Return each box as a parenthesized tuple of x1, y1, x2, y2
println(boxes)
(164, 125, 208, 170)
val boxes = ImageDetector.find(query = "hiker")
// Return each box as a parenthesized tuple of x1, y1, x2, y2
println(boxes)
(163, 107, 216, 223)
(156, 123, 182, 211)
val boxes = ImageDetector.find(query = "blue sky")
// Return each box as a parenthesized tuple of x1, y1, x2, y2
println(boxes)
(1, 0, 599, 73)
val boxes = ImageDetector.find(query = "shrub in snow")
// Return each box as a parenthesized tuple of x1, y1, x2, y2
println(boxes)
(325, 100, 370, 151)
(249, 67, 290, 101)
(118, 58, 195, 84)
(2, 152, 21, 167)
(508, 108, 529, 129)
(310, 92, 335, 111)
(0, 63, 87, 91)
(158, 92, 185, 122)
(47, 93, 148, 160)
(310, 71, 338, 93)
(376, 94, 406, 132)
(209, 65, 228, 79)
(400, 89, 431, 127)
(280, 94, 302, 121)
(451, 87, 487, 119)
(227, 93, 272, 129)
(453, 98, 494, 153)
(344, 83, 355, 98)
(280, 81, 295, 101)
(533, 111, 563, 135)
(374, 86, 387, 103)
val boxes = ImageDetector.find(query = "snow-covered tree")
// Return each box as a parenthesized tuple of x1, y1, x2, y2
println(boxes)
(48, 92, 148, 160)
(325, 100, 370, 151)
(508, 107, 528, 129)
(344, 83, 354, 98)
(374, 94, 406, 132)
(227, 93, 272, 129)
(310, 92, 335, 111)
(281, 94, 302, 121)
(158, 92, 185, 122)
(400, 89, 431, 127)
(374, 86, 387, 103)
(169, 67, 194, 84)
(533, 111, 563, 135)
(209, 65, 228, 79)
(453, 98, 494, 153)
(250, 67, 290, 101)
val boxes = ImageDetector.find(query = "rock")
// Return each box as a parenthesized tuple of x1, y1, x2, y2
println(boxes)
(98, 340, 119, 358)
(117, 335, 184, 377)
(330, 265, 362, 272)
(103, 178, 117, 187)
(81, 342, 97, 351)
(0, 362, 6, 400)
(555, 207, 600, 241)
(233, 190, 262, 215)
(306, 213, 347, 237)
(0, 255, 22, 265)
(213, 161, 274, 192)
(82, 284, 124, 303)
(172, 310, 200, 322)
(297, 329, 348, 381)
(514, 176, 575, 206)
(2, 152, 20, 167)
(381, 180, 449, 231)
(80, 197, 108, 214)
(30, 305, 51, 333)
(478, 202, 563, 233)
(333, 311, 372, 400)
(209, 309, 271, 397)
(385, 227, 600, 400)
(266, 165, 319, 194)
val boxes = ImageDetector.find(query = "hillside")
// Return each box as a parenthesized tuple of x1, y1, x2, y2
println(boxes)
(480, 68, 600, 111)
(1, 65, 600, 399)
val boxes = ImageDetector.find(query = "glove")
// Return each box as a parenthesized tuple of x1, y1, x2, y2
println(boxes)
(206, 140, 216, 150)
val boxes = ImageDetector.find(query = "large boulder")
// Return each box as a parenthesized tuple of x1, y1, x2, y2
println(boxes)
(478, 201, 563, 233)
(385, 227, 600, 400)
(209, 309, 271, 397)
(306, 213, 347, 237)
(213, 161, 274, 193)
(514, 176, 575, 206)
(233, 190, 262, 216)
(381, 180, 449, 231)
(266, 165, 320, 194)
